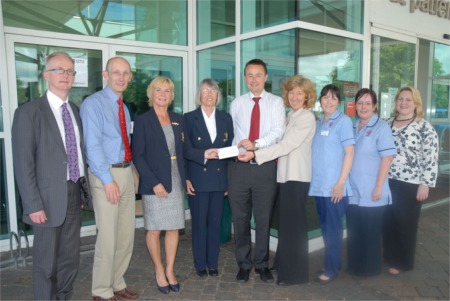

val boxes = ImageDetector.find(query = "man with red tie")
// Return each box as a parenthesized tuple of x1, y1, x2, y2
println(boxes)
(81, 57, 138, 301)
(228, 59, 286, 283)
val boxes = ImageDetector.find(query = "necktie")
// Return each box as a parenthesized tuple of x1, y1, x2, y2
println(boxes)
(61, 103, 80, 182)
(118, 98, 132, 162)
(248, 97, 261, 142)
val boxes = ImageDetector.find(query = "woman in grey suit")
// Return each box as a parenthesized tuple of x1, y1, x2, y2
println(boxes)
(239, 75, 316, 285)
(132, 76, 186, 294)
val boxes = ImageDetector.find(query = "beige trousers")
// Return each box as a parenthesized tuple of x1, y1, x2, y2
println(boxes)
(89, 167, 135, 298)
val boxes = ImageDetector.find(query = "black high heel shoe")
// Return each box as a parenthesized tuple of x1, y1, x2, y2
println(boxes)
(155, 273, 170, 294)
(169, 282, 180, 292)
(166, 272, 180, 292)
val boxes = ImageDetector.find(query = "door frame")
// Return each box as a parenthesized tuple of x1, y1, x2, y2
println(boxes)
(2, 33, 189, 250)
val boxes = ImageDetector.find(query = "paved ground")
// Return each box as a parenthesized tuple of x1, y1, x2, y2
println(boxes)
(1, 199, 449, 301)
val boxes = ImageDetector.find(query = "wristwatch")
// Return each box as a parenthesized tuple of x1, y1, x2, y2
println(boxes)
(254, 141, 260, 150)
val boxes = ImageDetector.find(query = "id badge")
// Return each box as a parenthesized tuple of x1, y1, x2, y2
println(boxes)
(321, 130, 329, 136)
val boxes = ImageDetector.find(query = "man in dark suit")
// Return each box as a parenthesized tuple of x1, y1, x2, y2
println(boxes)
(12, 51, 91, 300)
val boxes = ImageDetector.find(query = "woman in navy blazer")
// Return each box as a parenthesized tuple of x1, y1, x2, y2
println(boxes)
(132, 76, 186, 294)
(184, 78, 234, 277)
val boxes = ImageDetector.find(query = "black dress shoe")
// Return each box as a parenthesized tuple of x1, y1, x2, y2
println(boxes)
(169, 283, 180, 292)
(195, 269, 207, 277)
(255, 268, 274, 282)
(236, 268, 251, 282)
(208, 269, 219, 276)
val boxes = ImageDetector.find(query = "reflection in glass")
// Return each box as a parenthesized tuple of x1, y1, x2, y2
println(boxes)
(0, 140, 8, 238)
(117, 52, 183, 117)
(371, 36, 415, 119)
(197, 0, 235, 45)
(197, 43, 236, 112)
(299, 29, 362, 116)
(299, 0, 363, 33)
(241, 0, 296, 34)
(241, 30, 296, 96)
(0, 85, 3, 132)
(14, 43, 103, 107)
(3, 0, 187, 45)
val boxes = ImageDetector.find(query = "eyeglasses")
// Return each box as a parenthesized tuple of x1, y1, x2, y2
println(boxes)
(201, 89, 219, 94)
(46, 68, 77, 76)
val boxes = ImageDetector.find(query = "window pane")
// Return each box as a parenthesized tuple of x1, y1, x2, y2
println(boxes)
(431, 42, 450, 120)
(241, 30, 296, 95)
(241, 0, 296, 34)
(0, 140, 8, 238)
(3, 0, 187, 45)
(299, 29, 363, 116)
(197, 43, 236, 112)
(371, 35, 415, 119)
(197, 0, 235, 45)
(14, 44, 103, 108)
(299, 0, 363, 33)
(117, 52, 183, 117)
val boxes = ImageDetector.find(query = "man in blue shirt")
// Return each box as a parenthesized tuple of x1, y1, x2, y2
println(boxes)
(80, 57, 138, 301)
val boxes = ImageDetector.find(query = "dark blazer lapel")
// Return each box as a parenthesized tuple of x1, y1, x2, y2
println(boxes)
(213, 110, 227, 148)
(39, 96, 65, 152)
(194, 107, 213, 146)
(149, 108, 170, 155)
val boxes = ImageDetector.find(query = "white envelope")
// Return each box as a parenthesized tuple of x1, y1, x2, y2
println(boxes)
(218, 145, 239, 160)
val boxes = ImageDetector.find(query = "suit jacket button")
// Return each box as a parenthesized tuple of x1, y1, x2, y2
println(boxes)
(203, 168, 207, 172)
(217, 168, 220, 171)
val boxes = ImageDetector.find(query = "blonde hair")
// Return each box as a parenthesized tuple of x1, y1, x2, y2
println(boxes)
(146, 76, 175, 107)
(282, 75, 316, 109)
(393, 86, 424, 118)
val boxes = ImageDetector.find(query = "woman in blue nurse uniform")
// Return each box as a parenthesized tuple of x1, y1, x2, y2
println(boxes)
(347, 88, 396, 276)
(309, 84, 354, 284)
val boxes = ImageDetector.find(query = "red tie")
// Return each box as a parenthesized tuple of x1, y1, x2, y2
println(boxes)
(248, 97, 260, 142)
(118, 98, 132, 162)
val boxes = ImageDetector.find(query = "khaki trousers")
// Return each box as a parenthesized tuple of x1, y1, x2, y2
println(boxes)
(90, 167, 135, 298)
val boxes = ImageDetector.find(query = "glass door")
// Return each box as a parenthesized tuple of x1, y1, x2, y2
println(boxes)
(111, 46, 188, 211)
(370, 33, 416, 119)
(417, 39, 450, 198)
(5, 35, 107, 237)
(4, 37, 189, 239)
(112, 45, 188, 118)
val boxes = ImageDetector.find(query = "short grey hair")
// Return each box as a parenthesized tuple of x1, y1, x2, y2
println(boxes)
(45, 52, 74, 69)
(194, 78, 222, 107)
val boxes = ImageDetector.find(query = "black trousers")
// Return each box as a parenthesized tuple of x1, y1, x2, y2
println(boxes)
(382, 179, 422, 271)
(273, 181, 310, 284)
(32, 180, 82, 300)
(228, 160, 277, 270)
(347, 204, 385, 276)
